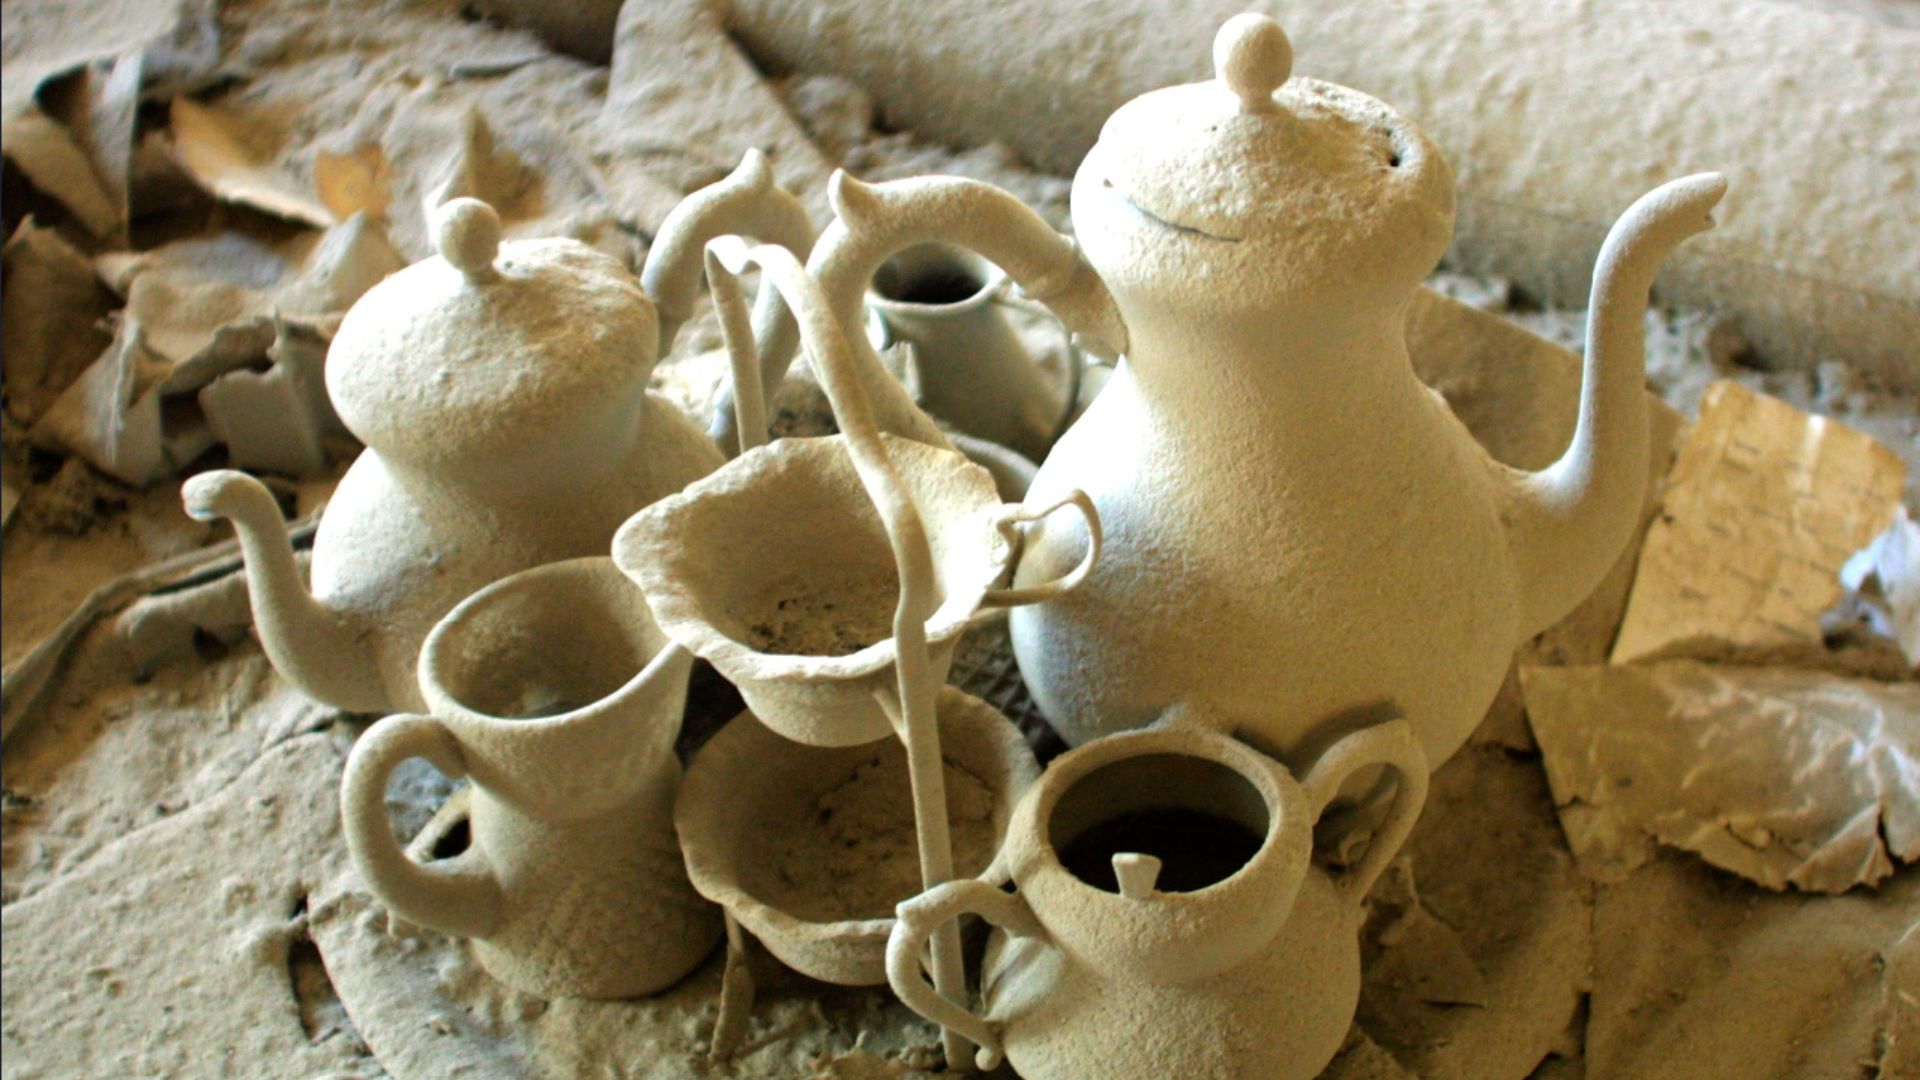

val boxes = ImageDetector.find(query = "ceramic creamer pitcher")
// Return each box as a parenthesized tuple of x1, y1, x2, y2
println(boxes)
(340, 557, 718, 999)
(769, 13, 1726, 777)
(887, 718, 1428, 1078)
(181, 152, 810, 714)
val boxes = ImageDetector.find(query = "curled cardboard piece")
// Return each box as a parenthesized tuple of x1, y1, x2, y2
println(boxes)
(1522, 660, 1920, 894)
(168, 96, 336, 229)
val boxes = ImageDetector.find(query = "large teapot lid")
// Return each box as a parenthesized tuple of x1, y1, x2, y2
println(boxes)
(325, 199, 658, 464)
(1073, 14, 1455, 306)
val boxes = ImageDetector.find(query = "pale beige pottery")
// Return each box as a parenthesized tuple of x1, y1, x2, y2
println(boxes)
(888, 718, 1429, 1078)
(181, 152, 810, 715)
(339, 557, 719, 1000)
(673, 686, 1040, 986)
(618, 241, 1098, 1063)
(784, 13, 1726, 779)
(867, 242, 1068, 463)
(614, 432, 1092, 747)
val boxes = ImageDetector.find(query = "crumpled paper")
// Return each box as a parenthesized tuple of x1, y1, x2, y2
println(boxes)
(168, 97, 336, 228)
(1823, 506, 1920, 670)
(1521, 660, 1920, 893)
(27, 212, 399, 484)
(1612, 380, 1908, 668)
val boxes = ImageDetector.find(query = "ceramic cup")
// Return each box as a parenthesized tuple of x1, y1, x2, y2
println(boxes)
(673, 687, 1040, 986)
(614, 433, 1098, 748)
(340, 556, 720, 999)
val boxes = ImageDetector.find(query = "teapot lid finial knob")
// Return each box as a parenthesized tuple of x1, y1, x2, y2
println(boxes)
(1215, 13, 1292, 114)
(434, 197, 502, 283)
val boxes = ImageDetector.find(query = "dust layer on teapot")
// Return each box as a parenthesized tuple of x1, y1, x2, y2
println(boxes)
(802, 12, 1726, 774)
(181, 151, 813, 715)
(887, 716, 1429, 1080)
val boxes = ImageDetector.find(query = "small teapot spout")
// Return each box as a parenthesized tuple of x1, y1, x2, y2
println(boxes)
(1505, 173, 1726, 638)
(182, 470, 384, 713)
(1112, 852, 1164, 900)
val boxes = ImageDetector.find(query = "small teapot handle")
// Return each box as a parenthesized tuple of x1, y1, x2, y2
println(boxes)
(340, 714, 504, 940)
(887, 879, 1047, 1072)
(1299, 719, 1430, 906)
(980, 489, 1103, 608)
(641, 149, 815, 359)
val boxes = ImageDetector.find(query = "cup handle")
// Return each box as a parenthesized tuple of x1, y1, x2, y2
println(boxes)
(888, 879, 1046, 1072)
(1298, 719, 1430, 907)
(980, 490, 1102, 608)
(340, 714, 504, 940)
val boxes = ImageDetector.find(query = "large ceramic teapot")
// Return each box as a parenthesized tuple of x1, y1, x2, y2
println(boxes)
(183, 153, 811, 714)
(785, 13, 1725, 773)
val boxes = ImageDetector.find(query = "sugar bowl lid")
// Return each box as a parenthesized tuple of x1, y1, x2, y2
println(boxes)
(324, 199, 659, 464)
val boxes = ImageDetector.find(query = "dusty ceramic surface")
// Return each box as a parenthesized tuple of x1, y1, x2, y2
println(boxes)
(806, 13, 1726, 774)
(887, 718, 1429, 1077)
(178, 154, 814, 714)
(614, 432, 1094, 747)
(868, 242, 1068, 462)
(673, 686, 1040, 986)
(339, 557, 719, 1000)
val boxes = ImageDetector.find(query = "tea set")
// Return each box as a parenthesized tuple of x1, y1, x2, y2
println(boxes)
(190, 13, 1722, 1076)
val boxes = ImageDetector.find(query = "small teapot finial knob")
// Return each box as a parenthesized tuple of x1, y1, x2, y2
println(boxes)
(1215, 13, 1292, 114)
(434, 198, 502, 283)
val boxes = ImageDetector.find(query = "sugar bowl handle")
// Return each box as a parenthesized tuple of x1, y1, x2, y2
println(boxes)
(888, 879, 1047, 1071)
(981, 489, 1102, 608)
(1299, 719, 1430, 906)
(340, 714, 504, 940)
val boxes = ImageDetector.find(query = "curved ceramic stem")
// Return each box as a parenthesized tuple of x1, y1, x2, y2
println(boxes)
(1506, 173, 1726, 637)
(640, 148, 814, 358)
(180, 470, 385, 714)
(339, 713, 504, 939)
(706, 247, 769, 454)
(1298, 719, 1430, 906)
(745, 170, 1128, 452)
(708, 239, 971, 1067)
(980, 490, 1103, 608)
(888, 878, 1047, 1072)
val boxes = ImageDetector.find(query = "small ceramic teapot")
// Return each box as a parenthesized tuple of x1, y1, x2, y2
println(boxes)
(340, 557, 719, 999)
(887, 717, 1428, 1078)
(785, 13, 1725, 776)
(182, 153, 810, 714)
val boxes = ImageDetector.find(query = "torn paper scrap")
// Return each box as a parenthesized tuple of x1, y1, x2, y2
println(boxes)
(168, 97, 335, 229)
(3, 218, 115, 425)
(29, 324, 172, 484)
(1521, 660, 1920, 894)
(1612, 380, 1907, 665)
(0, 109, 121, 238)
(1822, 505, 1920, 671)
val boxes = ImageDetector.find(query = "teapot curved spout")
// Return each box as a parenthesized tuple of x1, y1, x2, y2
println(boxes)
(182, 470, 385, 713)
(1504, 172, 1727, 638)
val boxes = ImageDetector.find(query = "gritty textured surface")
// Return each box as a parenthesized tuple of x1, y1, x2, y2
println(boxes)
(2, 0, 1917, 1077)
(729, 0, 1920, 387)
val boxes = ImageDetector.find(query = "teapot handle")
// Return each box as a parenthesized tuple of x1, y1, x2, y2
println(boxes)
(641, 149, 815, 359)
(340, 714, 504, 940)
(888, 879, 1047, 1072)
(733, 170, 1129, 452)
(1299, 719, 1430, 906)
(980, 489, 1103, 608)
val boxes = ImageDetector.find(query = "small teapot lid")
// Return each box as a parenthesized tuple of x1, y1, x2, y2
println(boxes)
(324, 199, 659, 466)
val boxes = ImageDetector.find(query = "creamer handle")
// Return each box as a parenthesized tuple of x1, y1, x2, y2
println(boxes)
(1299, 719, 1429, 906)
(980, 490, 1102, 608)
(888, 879, 1046, 1072)
(340, 714, 504, 939)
